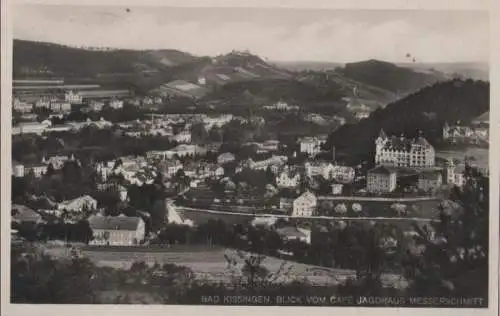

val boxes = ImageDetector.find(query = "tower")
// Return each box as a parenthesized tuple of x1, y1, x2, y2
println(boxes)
(375, 129, 387, 164)
(446, 158, 455, 184)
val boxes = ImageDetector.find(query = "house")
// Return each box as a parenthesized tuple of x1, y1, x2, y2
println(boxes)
(251, 216, 278, 228)
(367, 166, 397, 193)
(217, 152, 236, 165)
(15, 121, 51, 135)
(331, 183, 344, 195)
(256, 140, 280, 153)
(89, 100, 105, 111)
(330, 165, 356, 183)
(12, 98, 33, 113)
(108, 98, 124, 109)
(276, 226, 311, 244)
(88, 214, 146, 246)
(25, 163, 48, 178)
(298, 136, 327, 156)
(166, 200, 194, 226)
(158, 159, 184, 178)
(50, 101, 71, 113)
(445, 159, 467, 187)
(42, 155, 73, 170)
(418, 171, 443, 191)
(292, 191, 317, 217)
(65, 90, 83, 104)
(12, 205, 43, 224)
(58, 195, 97, 213)
(276, 169, 301, 188)
(375, 130, 435, 168)
(442, 121, 489, 143)
(169, 130, 192, 143)
(304, 162, 334, 180)
(12, 161, 25, 177)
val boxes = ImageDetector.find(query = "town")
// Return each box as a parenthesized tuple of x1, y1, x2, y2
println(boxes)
(9, 30, 490, 305)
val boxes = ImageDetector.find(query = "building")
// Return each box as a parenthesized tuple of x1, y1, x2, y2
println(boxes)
(443, 121, 489, 143)
(14, 121, 51, 135)
(12, 161, 25, 178)
(367, 166, 397, 193)
(169, 130, 192, 143)
(263, 101, 299, 111)
(158, 159, 184, 178)
(108, 98, 124, 109)
(418, 171, 443, 191)
(25, 163, 48, 178)
(276, 169, 301, 188)
(42, 155, 73, 170)
(89, 100, 105, 111)
(331, 183, 344, 195)
(445, 159, 467, 187)
(12, 204, 43, 224)
(276, 226, 312, 244)
(88, 214, 146, 246)
(65, 90, 83, 104)
(292, 191, 317, 217)
(50, 101, 71, 113)
(58, 195, 97, 213)
(375, 130, 435, 168)
(330, 166, 356, 183)
(12, 98, 33, 113)
(304, 162, 333, 180)
(298, 136, 327, 156)
(217, 152, 236, 165)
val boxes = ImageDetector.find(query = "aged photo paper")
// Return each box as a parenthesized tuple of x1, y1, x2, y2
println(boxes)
(1, 0, 498, 315)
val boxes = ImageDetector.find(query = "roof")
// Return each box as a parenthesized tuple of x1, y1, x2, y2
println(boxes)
(88, 214, 142, 231)
(419, 172, 442, 180)
(296, 191, 316, 203)
(12, 204, 42, 222)
(473, 112, 489, 123)
(277, 226, 308, 238)
(368, 165, 397, 175)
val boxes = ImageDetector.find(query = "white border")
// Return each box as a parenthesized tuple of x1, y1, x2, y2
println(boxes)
(1, 0, 498, 316)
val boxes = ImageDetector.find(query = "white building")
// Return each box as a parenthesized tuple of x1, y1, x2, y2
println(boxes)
(13, 98, 33, 113)
(65, 90, 83, 104)
(58, 195, 98, 213)
(169, 130, 192, 143)
(14, 121, 51, 135)
(12, 162, 25, 178)
(276, 169, 301, 188)
(25, 163, 48, 178)
(292, 191, 317, 217)
(217, 152, 236, 165)
(375, 130, 435, 168)
(88, 214, 146, 246)
(276, 226, 311, 244)
(109, 98, 124, 109)
(367, 166, 397, 193)
(50, 101, 71, 113)
(298, 136, 327, 156)
(330, 166, 356, 183)
(445, 159, 467, 187)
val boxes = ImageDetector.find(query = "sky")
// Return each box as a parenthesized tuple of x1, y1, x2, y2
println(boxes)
(13, 4, 489, 63)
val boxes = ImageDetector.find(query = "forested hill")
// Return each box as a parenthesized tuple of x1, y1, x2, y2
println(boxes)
(326, 79, 489, 162)
(337, 59, 447, 94)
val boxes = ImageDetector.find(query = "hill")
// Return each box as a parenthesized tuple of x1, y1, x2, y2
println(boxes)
(13, 39, 200, 78)
(325, 79, 490, 163)
(205, 78, 345, 108)
(337, 59, 446, 94)
(398, 62, 489, 81)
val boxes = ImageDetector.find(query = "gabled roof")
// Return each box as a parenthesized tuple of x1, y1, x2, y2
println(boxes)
(12, 204, 42, 222)
(88, 214, 142, 231)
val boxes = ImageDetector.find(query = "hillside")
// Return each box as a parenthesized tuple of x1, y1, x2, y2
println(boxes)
(325, 79, 490, 162)
(205, 78, 345, 107)
(13, 39, 200, 78)
(337, 59, 446, 94)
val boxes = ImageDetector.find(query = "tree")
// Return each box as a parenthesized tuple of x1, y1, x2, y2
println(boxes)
(403, 168, 489, 298)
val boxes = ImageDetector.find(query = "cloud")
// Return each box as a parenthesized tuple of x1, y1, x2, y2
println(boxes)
(13, 5, 489, 62)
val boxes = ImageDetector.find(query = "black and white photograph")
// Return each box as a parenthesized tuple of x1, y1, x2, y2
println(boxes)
(2, 0, 496, 311)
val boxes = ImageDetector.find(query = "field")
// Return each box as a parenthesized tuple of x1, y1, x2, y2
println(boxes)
(43, 245, 405, 288)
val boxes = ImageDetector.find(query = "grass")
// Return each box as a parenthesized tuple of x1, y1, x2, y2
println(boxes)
(42, 245, 404, 287)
